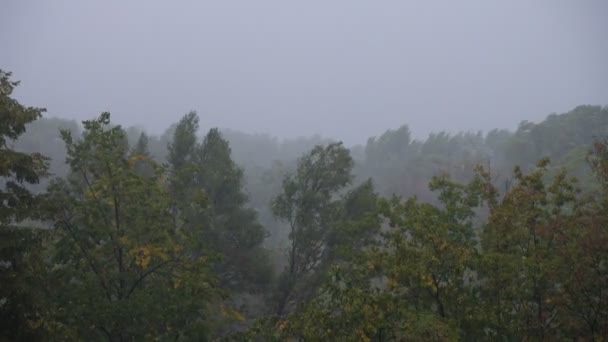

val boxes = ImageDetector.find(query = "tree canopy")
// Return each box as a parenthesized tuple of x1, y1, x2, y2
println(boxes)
(2, 67, 608, 340)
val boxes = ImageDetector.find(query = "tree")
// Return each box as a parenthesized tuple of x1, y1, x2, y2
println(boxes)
(129, 132, 154, 177)
(369, 175, 484, 339)
(130, 132, 150, 157)
(43, 113, 220, 340)
(167, 113, 271, 292)
(277, 264, 458, 341)
(167, 111, 199, 171)
(271, 142, 354, 317)
(0, 69, 49, 340)
(261, 172, 484, 341)
(554, 141, 608, 338)
(476, 159, 591, 339)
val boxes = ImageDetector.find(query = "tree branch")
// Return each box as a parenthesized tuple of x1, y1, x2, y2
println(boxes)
(61, 214, 113, 302)
(126, 257, 181, 299)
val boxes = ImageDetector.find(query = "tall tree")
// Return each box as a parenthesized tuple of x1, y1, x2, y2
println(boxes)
(0, 70, 49, 340)
(197, 128, 270, 288)
(167, 111, 199, 171)
(560, 140, 608, 337)
(378, 175, 484, 339)
(167, 113, 271, 293)
(43, 113, 220, 340)
(271, 142, 354, 317)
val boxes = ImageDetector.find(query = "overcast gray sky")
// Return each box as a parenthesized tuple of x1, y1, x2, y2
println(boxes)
(2, 0, 607, 144)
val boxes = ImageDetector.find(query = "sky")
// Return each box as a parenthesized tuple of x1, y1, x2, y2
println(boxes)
(2, 0, 607, 144)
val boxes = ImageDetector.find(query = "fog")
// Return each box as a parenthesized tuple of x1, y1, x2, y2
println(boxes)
(2, 0, 607, 144)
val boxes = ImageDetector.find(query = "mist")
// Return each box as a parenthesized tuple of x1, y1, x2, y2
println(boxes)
(5, 1, 608, 340)
(2, 0, 607, 144)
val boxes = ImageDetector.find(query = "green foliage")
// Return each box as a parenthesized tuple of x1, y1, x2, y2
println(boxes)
(168, 112, 272, 294)
(2, 68, 607, 340)
(0, 69, 50, 340)
(281, 264, 459, 341)
(131, 132, 150, 157)
(167, 111, 199, 171)
(0, 228, 50, 342)
(0, 70, 48, 219)
(259, 171, 484, 340)
(129, 132, 155, 177)
(252, 143, 608, 340)
(42, 113, 221, 340)
(271, 142, 358, 316)
(475, 151, 608, 339)
(477, 159, 576, 338)
(329, 179, 381, 256)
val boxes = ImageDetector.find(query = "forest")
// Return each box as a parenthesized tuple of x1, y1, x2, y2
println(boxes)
(2, 68, 608, 341)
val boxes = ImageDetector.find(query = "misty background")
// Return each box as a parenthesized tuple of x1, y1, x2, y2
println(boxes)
(2, 0, 607, 144)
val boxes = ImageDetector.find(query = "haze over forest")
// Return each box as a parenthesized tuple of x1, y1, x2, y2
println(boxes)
(3, 1, 608, 341)
(2, 0, 608, 143)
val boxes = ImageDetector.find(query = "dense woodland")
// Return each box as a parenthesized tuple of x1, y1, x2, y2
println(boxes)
(2, 68, 608, 340)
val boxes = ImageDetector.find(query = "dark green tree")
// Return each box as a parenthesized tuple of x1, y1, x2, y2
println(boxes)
(167, 111, 199, 171)
(168, 113, 271, 293)
(0, 70, 49, 340)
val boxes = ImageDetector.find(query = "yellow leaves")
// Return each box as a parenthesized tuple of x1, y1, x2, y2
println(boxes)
(84, 189, 102, 200)
(359, 329, 371, 342)
(421, 274, 434, 288)
(173, 244, 184, 253)
(156, 173, 169, 191)
(276, 319, 289, 332)
(130, 245, 169, 270)
(220, 304, 246, 322)
(118, 236, 130, 246)
(83, 177, 111, 201)
(127, 154, 148, 169)
(387, 276, 398, 290)
(28, 318, 44, 329)
(135, 250, 152, 269)
(367, 260, 376, 271)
